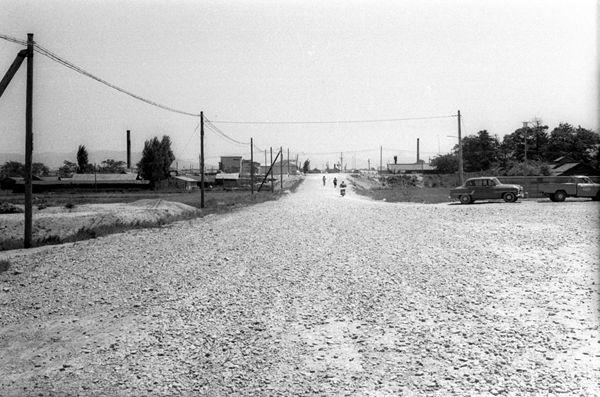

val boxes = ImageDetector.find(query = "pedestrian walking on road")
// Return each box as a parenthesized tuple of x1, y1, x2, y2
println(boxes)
(333, 177, 337, 188)
(322, 175, 326, 187)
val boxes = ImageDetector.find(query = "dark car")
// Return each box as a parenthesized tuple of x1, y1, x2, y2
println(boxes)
(449, 177, 525, 204)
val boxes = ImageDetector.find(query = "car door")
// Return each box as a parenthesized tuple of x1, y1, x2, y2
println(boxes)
(471, 179, 486, 200)
(486, 178, 502, 199)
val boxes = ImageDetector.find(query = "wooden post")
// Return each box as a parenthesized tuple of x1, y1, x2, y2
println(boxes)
(287, 148, 290, 174)
(280, 147, 283, 189)
(457, 110, 464, 185)
(250, 138, 254, 195)
(24, 33, 34, 248)
(270, 147, 274, 193)
(200, 111, 205, 208)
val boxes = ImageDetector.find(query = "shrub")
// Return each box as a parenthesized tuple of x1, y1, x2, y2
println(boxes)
(64, 202, 75, 210)
(0, 203, 23, 214)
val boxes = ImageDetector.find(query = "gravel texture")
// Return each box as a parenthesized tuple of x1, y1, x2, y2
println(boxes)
(0, 174, 598, 396)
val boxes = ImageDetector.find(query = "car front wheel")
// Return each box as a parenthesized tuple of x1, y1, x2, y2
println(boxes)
(554, 190, 567, 202)
(459, 195, 472, 204)
(503, 192, 517, 202)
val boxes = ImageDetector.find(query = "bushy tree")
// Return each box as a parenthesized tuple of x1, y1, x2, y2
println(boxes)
(76, 145, 90, 173)
(302, 159, 310, 173)
(98, 159, 126, 174)
(546, 123, 599, 165)
(1, 161, 49, 178)
(58, 160, 78, 177)
(461, 130, 501, 172)
(430, 153, 458, 173)
(137, 135, 175, 186)
(501, 123, 549, 163)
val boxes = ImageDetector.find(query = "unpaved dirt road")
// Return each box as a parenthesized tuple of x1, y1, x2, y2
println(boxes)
(1, 175, 598, 395)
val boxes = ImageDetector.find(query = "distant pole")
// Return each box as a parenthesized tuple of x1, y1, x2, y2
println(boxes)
(368, 159, 371, 171)
(287, 148, 290, 174)
(200, 111, 205, 208)
(340, 152, 343, 173)
(457, 110, 464, 185)
(270, 147, 274, 193)
(24, 33, 34, 248)
(250, 138, 254, 195)
(522, 121, 528, 177)
(264, 150, 267, 172)
(126, 130, 131, 169)
(280, 147, 283, 189)
(379, 146, 382, 173)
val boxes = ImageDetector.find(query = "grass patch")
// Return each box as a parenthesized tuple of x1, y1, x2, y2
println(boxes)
(354, 185, 451, 204)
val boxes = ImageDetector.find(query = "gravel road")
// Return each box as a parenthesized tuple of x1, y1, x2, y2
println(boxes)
(1, 174, 598, 396)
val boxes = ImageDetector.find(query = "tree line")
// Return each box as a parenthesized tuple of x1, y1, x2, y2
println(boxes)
(431, 122, 600, 175)
(1, 136, 174, 188)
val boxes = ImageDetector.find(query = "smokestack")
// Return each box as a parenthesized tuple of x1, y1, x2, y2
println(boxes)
(417, 138, 420, 163)
(126, 130, 131, 169)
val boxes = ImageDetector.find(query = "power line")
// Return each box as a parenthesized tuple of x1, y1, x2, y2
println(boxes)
(209, 115, 457, 125)
(0, 34, 202, 117)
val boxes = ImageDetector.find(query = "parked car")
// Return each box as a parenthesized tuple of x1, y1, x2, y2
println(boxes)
(449, 177, 525, 204)
(539, 175, 600, 202)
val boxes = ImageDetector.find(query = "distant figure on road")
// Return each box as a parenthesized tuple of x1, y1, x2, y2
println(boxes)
(333, 177, 338, 188)
(340, 180, 347, 196)
(322, 175, 326, 187)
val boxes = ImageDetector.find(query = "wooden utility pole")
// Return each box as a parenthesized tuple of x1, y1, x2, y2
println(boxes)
(200, 111, 205, 208)
(250, 138, 254, 195)
(287, 148, 290, 174)
(522, 121, 528, 177)
(270, 147, 274, 193)
(457, 110, 464, 185)
(24, 34, 34, 248)
(280, 147, 283, 189)
(340, 152, 343, 173)
(264, 150, 267, 172)
(379, 146, 382, 173)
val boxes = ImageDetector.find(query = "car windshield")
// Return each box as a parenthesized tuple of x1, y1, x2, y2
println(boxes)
(577, 176, 593, 183)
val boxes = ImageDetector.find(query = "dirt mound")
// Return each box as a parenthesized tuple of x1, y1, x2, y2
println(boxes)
(0, 200, 200, 250)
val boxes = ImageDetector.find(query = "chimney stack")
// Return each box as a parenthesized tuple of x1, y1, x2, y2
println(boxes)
(417, 138, 420, 163)
(126, 130, 131, 169)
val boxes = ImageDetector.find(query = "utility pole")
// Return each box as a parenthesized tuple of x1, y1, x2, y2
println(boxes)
(264, 150, 267, 173)
(24, 34, 34, 248)
(379, 146, 382, 174)
(340, 152, 343, 173)
(295, 154, 299, 173)
(457, 110, 464, 185)
(287, 148, 290, 174)
(522, 121, 528, 177)
(270, 147, 274, 193)
(250, 138, 254, 195)
(368, 159, 371, 171)
(280, 146, 283, 189)
(200, 111, 205, 208)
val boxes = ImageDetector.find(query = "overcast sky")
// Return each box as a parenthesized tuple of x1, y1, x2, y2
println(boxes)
(0, 0, 597, 169)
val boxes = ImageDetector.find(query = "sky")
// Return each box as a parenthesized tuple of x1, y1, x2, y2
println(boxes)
(0, 0, 597, 169)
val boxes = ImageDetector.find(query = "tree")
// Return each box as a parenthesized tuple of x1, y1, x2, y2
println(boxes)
(302, 159, 310, 173)
(460, 130, 501, 172)
(0, 161, 49, 178)
(32, 163, 50, 176)
(430, 153, 458, 173)
(58, 160, 78, 177)
(546, 123, 599, 165)
(76, 145, 91, 173)
(98, 159, 126, 174)
(0, 161, 25, 178)
(137, 135, 175, 186)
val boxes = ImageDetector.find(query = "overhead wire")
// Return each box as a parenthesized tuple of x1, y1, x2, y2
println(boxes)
(209, 115, 457, 125)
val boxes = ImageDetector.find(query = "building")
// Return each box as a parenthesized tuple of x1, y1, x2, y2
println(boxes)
(241, 160, 260, 176)
(219, 156, 242, 173)
(387, 160, 436, 174)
